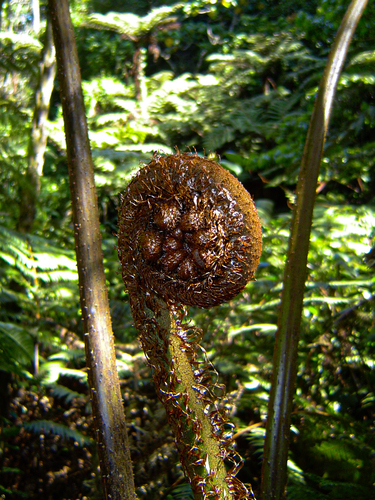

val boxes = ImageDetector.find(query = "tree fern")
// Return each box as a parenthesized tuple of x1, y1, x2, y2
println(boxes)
(86, 3, 183, 40)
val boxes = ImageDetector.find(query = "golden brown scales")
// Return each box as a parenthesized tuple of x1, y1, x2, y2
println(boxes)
(118, 151, 262, 308)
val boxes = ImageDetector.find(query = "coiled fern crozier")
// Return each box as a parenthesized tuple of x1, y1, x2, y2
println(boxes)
(118, 151, 262, 499)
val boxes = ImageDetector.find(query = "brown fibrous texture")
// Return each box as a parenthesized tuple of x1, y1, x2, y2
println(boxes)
(118, 152, 262, 308)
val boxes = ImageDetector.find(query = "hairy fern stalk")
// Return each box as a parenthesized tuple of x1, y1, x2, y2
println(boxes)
(118, 152, 262, 499)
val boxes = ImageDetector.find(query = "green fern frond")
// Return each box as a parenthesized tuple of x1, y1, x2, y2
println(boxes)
(0, 485, 15, 496)
(50, 384, 85, 403)
(203, 126, 236, 152)
(246, 426, 266, 461)
(37, 270, 78, 283)
(48, 349, 85, 362)
(24, 420, 93, 446)
(94, 112, 131, 127)
(312, 439, 361, 464)
(166, 483, 194, 500)
(0, 229, 32, 274)
(86, 12, 141, 38)
(40, 360, 87, 385)
(86, 3, 183, 39)
(288, 473, 375, 500)
(286, 482, 324, 500)
(0, 321, 34, 367)
(348, 49, 375, 66)
(0, 226, 78, 284)
(0, 32, 42, 52)
(57, 367, 88, 381)
(317, 477, 374, 497)
(32, 252, 77, 272)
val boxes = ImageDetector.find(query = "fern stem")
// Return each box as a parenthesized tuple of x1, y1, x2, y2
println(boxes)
(129, 287, 251, 499)
(48, 1, 136, 498)
(261, 0, 368, 498)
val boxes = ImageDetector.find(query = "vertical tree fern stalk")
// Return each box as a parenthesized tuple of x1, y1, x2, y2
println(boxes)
(118, 152, 262, 499)
(48, 1, 137, 499)
(261, 0, 368, 499)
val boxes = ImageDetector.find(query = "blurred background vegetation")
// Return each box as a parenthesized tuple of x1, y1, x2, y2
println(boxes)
(0, 0, 374, 498)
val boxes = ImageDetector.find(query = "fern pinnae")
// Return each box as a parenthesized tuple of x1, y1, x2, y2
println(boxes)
(24, 419, 93, 446)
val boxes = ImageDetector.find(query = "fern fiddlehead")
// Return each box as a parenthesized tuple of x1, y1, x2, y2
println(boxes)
(118, 152, 262, 499)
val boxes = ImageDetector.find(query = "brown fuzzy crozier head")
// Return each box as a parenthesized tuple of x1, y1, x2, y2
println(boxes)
(118, 152, 262, 308)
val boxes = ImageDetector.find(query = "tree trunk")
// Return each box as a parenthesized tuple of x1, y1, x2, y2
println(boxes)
(17, 17, 56, 233)
(48, 1, 137, 499)
(32, 0, 40, 34)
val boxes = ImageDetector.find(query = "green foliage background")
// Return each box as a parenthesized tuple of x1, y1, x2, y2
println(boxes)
(0, 0, 374, 498)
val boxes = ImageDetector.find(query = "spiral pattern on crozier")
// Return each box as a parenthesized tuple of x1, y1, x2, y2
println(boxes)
(118, 152, 262, 308)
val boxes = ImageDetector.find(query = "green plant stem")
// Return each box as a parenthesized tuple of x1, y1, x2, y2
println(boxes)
(260, 0, 368, 498)
(128, 287, 248, 499)
(48, 1, 136, 499)
(169, 332, 227, 480)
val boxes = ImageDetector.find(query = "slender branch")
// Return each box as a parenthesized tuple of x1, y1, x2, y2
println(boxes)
(48, 1, 136, 499)
(261, 0, 368, 498)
